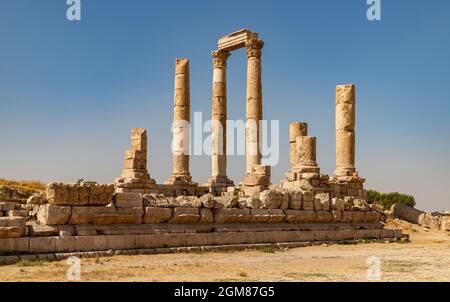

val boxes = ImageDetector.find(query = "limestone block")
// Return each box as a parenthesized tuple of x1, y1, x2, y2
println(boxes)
(422, 214, 440, 230)
(0, 216, 26, 227)
(29, 237, 57, 254)
(75, 225, 97, 236)
(341, 211, 353, 223)
(315, 193, 330, 211)
(267, 209, 286, 223)
(250, 209, 270, 223)
(143, 194, 158, 207)
(37, 204, 71, 225)
(27, 194, 44, 205)
(68, 206, 116, 225)
(279, 191, 290, 210)
(214, 196, 238, 208)
(155, 196, 171, 208)
(313, 198, 322, 211)
(0, 226, 26, 238)
(331, 197, 345, 211)
(351, 198, 370, 212)
(45, 183, 114, 206)
(143, 207, 172, 223)
(169, 207, 200, 224)
(115, 207, 143, 224)
(199, 193, 221, 209)
(302, 200, 314, 211)
(391, 203, 426, 225)
(0, 237, 29, 254)
(440, 216, 450, 231)
(316, 211, 333, 223)
(344, 197, 354, 211)
(289, 190, 302, 210)
(352, 211, 365, 223)
(198, 208, 213, 223)
(27, 224, 58, 237)
(214, 209, 251, 224)
(237, 198, 248, 209)
(246, 196, 262, 209)
(294, 179, 314, 191)
(364, 211, 382, 223)
(114, 192, 142, 208)
(285, 210, 316, 223)
(331, 210, 342, 222)
(57, 225, 75, 236)
(259, 189, 282, 209)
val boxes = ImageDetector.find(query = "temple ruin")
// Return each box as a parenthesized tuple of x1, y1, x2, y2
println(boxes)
(0, 30, 404, 262)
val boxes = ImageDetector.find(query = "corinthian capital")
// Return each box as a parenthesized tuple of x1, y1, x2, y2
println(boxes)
(212, 50, 231, 68)
(245, 39, 264, 58)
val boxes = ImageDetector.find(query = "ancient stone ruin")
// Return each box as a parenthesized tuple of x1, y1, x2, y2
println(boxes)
(0, 30, 406, 264)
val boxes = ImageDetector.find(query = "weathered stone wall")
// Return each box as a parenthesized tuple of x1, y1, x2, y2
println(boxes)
(45, 183, 115, 206)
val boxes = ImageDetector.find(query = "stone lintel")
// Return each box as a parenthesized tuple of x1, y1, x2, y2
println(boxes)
(218, 29, 259, 52)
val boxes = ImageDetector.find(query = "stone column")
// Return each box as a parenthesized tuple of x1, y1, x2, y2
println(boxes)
(289, 122, 308, 167)
(115, 128, 156, 192)
(205, 50, 234, 189)
(165, 58, 194, 185)
(335, 84, 357, 180)
(296, 136, 319, 173)
(245, 39, 264, 173)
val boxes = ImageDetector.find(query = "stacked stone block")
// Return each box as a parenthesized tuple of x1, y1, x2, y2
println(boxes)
(115, 128, 157, 193)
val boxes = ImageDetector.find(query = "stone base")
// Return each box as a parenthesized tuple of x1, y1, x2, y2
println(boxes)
(0, 224, 405, 261)
(203, 176, 234, 193)
(164, 174, 197, 186)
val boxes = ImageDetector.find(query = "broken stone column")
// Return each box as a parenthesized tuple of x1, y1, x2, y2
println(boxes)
(294, 136, 320, 177)
(289, 122, 308, 167)
(115, 128, 156, 192)
(204, 50, 234, 190)
(245, 39, 264, 173)
(165, 58, 195, 185)
(335, 84, 360, 182)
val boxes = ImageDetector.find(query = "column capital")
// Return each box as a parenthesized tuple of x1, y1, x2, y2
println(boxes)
(212, 50, 231, 68)
(245, 39, 264, 58)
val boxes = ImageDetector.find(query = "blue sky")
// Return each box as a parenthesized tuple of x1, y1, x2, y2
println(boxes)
(0, 0, 449, 211)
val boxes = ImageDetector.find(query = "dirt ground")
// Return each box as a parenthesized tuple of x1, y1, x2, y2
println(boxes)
(1, 219, 450, 282)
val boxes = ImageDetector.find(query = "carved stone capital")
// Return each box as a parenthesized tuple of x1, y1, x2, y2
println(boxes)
(245, 39, 264, 58)
(212, 50, 231, 68)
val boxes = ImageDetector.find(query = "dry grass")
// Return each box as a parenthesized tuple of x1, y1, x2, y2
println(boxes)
(0, 178, 45, 192)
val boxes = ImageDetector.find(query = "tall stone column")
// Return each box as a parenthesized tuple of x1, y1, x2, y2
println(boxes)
(205, 50, 234, 189)
(165, 58, 195, 185)
(289, 122, 308, 167)
(335, 84, 358, 181)
(245, 39, 264, 173)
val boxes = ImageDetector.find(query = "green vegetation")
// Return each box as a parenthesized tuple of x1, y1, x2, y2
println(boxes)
(76, 178, 97, 185)
(367, 190, 416, 210)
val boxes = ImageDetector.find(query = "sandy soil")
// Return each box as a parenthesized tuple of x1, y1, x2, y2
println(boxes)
(1, 219, 449, 282)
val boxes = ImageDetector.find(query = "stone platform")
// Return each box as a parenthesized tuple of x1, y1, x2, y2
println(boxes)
(0, 223, 404, 264)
